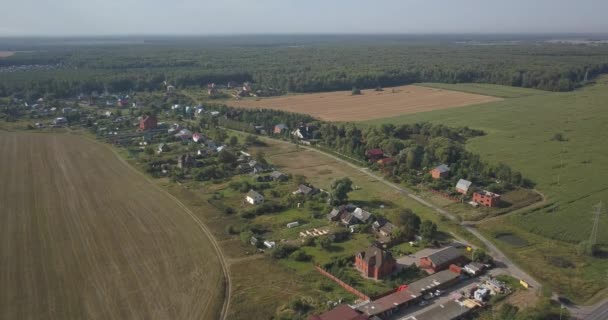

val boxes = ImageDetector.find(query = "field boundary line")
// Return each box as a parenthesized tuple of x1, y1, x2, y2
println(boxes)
(84, 135, 232, 320)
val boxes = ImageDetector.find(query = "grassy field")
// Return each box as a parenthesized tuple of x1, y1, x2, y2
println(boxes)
(226, 85, 500, 121)
(0, 133, 225, 320)
(367, 79, 608, 302)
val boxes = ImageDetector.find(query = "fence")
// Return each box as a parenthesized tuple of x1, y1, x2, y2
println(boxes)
(428, 189, 461, 202)
(314, 266, 370, 301)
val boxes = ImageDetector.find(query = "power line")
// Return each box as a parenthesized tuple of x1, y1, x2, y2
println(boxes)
(590, 201, 603, 246)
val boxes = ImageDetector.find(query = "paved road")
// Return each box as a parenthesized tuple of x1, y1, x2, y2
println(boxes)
(581, 300, 608, 320)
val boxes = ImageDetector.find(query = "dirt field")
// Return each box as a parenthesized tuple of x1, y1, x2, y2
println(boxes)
(0, 51, 15, 58)
(227, 85, 501, 121)
(0, 133, 225, 320)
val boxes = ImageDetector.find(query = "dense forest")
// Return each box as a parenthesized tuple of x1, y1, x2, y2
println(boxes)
(2, 38, 608, 99)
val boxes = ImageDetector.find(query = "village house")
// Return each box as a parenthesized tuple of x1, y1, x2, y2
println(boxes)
(293, 184, 318, 196)
(270, 171, 287, 181)
(174, 129, 193, 140)
(473, 190, 501, 207)
(328, 205, 371, 226)
(430, 164, 450, 179)
(365, 149, 385, 162)
(352, 207, 373, 224)
(379, 222, 396, 238)
(273, 124, 289, 134)
(291, 125, 316, 140)
(456, 179, 473, 194)
(308, 305, 369, 320)
(246, 190, 264, 205)
(419, 246, 467, 273)
(139, 115, 157, 131)
(53, 117, 67, 125)
(192, 132, 203, 143)
(355, 246, 397, 280)
(355, 246, 396, 280)
(177, 154, 197, 169)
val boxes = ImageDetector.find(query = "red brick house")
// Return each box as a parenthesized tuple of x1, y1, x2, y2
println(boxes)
(355, 246, 396, 279)
(419, 246, 467, 273)
(308, 305, 369, 320)
(366, 149, 384, 162)
(473, 190, 501, 207)
(139, 115, 157, 131)
(430, 164, 450, 179)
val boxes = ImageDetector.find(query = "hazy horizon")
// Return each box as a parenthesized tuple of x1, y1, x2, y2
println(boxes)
(2, 0, 607, 37)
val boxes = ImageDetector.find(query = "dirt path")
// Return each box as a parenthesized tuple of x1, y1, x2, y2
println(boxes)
(93, 137, 232, 320)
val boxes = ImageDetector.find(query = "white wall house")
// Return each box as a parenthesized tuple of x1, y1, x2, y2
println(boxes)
(246, 190, 264, 205)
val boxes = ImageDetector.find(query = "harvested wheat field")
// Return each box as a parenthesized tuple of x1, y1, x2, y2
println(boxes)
(0, 133, 225, 320)
(227, 85, 501, 121)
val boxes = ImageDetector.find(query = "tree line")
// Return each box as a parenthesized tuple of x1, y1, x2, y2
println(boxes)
(2, 43, 608, 99)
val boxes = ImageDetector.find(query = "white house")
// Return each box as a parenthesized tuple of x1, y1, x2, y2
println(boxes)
(286, 222, 300, 228)
(246, 190, 264, 205)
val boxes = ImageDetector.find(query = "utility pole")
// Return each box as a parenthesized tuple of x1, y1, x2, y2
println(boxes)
(590, 201, 603, 247)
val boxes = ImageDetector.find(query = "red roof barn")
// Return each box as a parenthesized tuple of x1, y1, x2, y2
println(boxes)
(139, 115, 157, 131)
(355, 246, 396, 279)
(473, 190, 501, 207)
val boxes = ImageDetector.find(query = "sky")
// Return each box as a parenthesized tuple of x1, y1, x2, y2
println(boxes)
(1, 0, 607, 36)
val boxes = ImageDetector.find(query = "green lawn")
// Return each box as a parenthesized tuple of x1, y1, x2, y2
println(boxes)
(367, 79, 608, 302)
(417, 82, 548, 98)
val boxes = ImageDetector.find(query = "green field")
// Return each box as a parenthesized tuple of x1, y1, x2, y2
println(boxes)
(367, 79, 608, 302)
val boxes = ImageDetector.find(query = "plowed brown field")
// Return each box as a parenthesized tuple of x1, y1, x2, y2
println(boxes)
(0, 133, 224, 320)
(227, 85, 501, 121)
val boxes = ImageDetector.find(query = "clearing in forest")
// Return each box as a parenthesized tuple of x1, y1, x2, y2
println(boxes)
(0, 133, 225, 320)
(226, 85, 501, 121)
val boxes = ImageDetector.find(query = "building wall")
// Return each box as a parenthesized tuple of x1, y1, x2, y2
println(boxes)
(430, 169, 448, 179)
(473, 193, 500, 207)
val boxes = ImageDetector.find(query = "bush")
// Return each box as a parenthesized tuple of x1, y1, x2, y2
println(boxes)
(272, 244, 298, 259)
(239, 231, 254, 244)
(290, 250, 312, 262)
